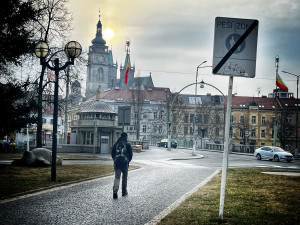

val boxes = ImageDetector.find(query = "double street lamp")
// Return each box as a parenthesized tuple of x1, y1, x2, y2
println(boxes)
(34, 40, 82, 181)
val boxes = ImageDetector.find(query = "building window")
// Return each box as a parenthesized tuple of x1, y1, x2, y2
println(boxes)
(184, 126, 188, 135)
(159, 111, 163, 119)
(252, 116, 256, 124)
(240, 129, 243, 137)
(216, 128, 219, 136)
(143, 114, 147, 119)
(204, 114, 209, 122)
(190, 127, 193, 135)
(261, 130, 266, 138)
(240, 115, 244, 123)
(154, 112, 157, 119)
(159, 125, 162, 133)
(251, 129, 256, 137)
(82, 131, 94, 145)
(190, 114, 194, 123)
(261, 143, 265, 146)
(142, 125, 146, 133)
(184, 113, 189, 123)
(196, 114, 200, 123)
(261, 116, 266, 124)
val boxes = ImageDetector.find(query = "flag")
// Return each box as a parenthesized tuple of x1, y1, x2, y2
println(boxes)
(124, 61, 130, 85)
(48, 72, 56, 81)
(276, 72, 288, 91)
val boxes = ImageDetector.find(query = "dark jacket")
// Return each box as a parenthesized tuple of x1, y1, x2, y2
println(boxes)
(111, 137, 133, 164)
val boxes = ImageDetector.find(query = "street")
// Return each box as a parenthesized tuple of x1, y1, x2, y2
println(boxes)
(0, 147, 299, 225)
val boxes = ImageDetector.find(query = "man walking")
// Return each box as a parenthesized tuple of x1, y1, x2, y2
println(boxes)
(111, 132, 133, 199)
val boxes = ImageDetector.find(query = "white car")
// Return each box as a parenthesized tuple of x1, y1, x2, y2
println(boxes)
(254, 146, 293, 162)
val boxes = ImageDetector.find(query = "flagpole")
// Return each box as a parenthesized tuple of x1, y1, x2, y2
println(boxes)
(273, 55, 279, 146)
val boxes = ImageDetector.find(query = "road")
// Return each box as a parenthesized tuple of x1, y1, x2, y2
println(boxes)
(0, 147, 299, 225)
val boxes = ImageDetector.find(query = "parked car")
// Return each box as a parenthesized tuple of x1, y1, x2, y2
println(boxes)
(254, 146, 293, 162)
(157, 139, 177, 148)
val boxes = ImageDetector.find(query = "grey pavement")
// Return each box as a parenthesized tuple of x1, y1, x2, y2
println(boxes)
(0, 147, 217, 225)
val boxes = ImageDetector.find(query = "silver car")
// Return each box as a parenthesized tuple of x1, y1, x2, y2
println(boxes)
(254, 146, 293, 162)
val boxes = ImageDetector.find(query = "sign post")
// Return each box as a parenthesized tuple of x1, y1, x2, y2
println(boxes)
(212, 17, 259, 220)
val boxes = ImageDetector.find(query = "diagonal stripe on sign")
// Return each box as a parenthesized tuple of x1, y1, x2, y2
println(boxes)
(213, 20, 259, 74)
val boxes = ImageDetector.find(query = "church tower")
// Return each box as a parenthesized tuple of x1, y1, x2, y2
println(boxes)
(85, 11, 117, 99)
(119, 38, 135, 88)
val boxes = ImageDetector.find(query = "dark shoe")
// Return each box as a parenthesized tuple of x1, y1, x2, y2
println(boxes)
(113, 193, 118, 199)
(122, 191, 128, 196)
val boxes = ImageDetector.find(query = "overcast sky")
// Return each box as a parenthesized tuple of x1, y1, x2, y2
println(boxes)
(67, 0, 300, 97)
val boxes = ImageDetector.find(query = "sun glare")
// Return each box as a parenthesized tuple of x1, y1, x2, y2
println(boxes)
(103, 28, 115, 41)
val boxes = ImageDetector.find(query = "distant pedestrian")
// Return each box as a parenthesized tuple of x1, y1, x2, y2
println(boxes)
(111, 132, 133, 199)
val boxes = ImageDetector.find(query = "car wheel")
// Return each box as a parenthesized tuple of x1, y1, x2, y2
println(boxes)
(164, 143, 167, 148)
(287, 159, 292, 163)
(256, 154, 261, 160)
(274, 155, 280, 162)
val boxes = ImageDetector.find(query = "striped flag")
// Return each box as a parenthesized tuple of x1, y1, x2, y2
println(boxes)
(124, 61, 130, 85)
(276, 72, 288, 91)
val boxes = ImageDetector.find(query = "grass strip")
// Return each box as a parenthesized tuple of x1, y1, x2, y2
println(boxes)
(159, 168, 300, 225)
(0, 152, 106, 160)
(0, 164, 138, 199)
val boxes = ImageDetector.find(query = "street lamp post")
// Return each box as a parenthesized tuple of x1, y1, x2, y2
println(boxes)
(282, 70, 300, 158)
(199, 80, 227, 148)
(34, 40, 82, 181)
(193, 61, 207, 156)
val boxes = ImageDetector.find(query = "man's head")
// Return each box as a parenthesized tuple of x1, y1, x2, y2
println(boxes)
(121, 132, 128, 140)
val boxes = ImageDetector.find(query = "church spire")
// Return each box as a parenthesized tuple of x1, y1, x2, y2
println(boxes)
(91, 9, 106, 46)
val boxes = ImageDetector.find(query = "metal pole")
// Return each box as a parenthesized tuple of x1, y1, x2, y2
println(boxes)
(64, 65, 70, 144)
(93, 119, 96, 157)
(193, 61, 207, 155)
(27, 124, 29, 151)
(51, 58, 59, 182)
(273, 56, 279, 146)
(192, 67, 199, 156)
(296, 76, 299, 157)
(219, 76, 233, 219)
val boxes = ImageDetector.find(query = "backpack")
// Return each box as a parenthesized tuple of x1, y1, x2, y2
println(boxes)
(115, 142, 128, 169)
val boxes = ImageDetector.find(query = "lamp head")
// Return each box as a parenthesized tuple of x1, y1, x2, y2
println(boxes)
(65, 41, 82, 58)
(200, 80, 205, 88)
(33, 41, 49, 58)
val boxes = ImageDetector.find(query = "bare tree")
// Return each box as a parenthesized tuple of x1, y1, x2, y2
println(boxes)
(30, 0, 73, 147)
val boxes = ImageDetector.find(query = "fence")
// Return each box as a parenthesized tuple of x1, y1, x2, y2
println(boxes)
(205, 143, 261, 154)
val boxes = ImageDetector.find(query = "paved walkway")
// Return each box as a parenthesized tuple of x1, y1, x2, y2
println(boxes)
(0, 148, 217, 225)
